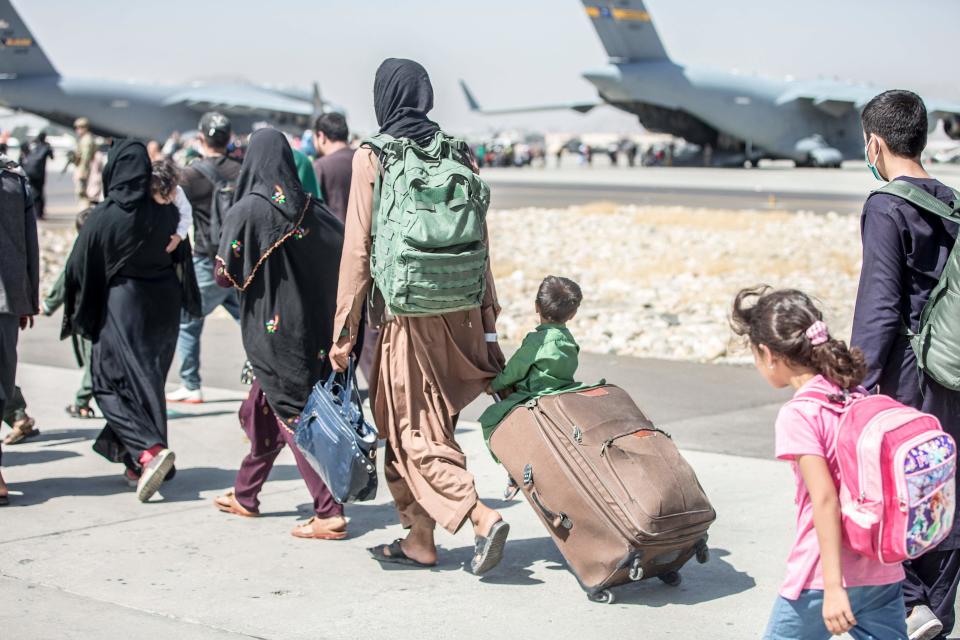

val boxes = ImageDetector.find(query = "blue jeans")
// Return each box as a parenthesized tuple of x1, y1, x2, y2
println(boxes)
(763, 584, 907, 639)
(175, 255, 240, 390)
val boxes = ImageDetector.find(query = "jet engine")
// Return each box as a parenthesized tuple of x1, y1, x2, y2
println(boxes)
(944, 115, 960, 140)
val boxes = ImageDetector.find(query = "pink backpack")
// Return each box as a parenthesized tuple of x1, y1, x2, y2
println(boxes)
(791, 390, 957, 564)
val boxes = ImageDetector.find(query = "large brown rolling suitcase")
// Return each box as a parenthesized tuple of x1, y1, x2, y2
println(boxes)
(489, 385, 716, 603)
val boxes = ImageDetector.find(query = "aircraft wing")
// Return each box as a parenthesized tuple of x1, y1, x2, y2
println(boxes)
(928, 99, 960, 119)
(460, 80, 600, 115)
(775, 85, 876, 117)
(163, 84, 314, 117)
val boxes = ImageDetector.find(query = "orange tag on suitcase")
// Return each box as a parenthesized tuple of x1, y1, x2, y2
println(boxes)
(577, 388, 609, 397)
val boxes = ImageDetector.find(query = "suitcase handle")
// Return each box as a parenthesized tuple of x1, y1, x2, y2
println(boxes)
(523, 464, 572, 530)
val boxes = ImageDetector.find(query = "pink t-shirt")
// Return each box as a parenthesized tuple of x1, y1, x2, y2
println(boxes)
(774, 375, 905, 600)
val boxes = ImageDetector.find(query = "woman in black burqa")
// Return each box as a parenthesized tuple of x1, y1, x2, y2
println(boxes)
(63, 139, 199, 502)
(212, 128, 350, 539)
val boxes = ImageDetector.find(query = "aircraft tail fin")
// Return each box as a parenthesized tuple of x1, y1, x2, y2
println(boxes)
(0, 0, 58, 78)
(459, 80, 482, 112)
(581, 1, 669, 62)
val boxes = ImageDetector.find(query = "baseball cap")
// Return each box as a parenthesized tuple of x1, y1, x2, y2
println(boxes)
(199, 112, 231, 145)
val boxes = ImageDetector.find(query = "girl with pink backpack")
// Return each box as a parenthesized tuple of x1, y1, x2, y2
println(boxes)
(732, 287, 956, 640)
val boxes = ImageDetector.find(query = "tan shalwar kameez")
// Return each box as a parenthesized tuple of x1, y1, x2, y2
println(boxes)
(332, 148, 501, 534)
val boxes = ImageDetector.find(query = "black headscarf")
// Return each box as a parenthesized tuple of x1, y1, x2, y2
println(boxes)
(374, 58, 441, 147)
(217, 128, 345, 421)
(101, 139, 151, 209)
(219, 128, 308, 290)
(62, 140, 199, 340)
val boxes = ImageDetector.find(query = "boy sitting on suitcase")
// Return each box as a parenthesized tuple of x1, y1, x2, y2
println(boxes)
(482, 276, 591, 494)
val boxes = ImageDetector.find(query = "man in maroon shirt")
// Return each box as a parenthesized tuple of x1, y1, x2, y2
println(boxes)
(312, 113, 354, 224)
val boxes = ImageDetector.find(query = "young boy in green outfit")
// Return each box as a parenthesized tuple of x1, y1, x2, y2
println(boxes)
(481, 275, 586, 445)
(41, 208, 96, 419)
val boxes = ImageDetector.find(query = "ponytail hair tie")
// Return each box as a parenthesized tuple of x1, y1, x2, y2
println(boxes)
(805, 320, 829, 346)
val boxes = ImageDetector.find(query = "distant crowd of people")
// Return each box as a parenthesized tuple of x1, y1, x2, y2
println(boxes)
(0, 60, 959, 639)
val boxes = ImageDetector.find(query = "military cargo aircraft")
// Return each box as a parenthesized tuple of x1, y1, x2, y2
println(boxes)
(462, 0, 960, 167)
(0, 0, 337, 140)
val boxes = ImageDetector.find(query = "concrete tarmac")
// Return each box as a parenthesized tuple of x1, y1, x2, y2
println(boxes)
(484, 163, 960, 214)
(10, 161, 960, 638)
(0, 362, 787, 640)
(39, 163, 960, 228)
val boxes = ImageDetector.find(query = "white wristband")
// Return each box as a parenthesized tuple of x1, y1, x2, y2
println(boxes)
(484, 333, 498, 343)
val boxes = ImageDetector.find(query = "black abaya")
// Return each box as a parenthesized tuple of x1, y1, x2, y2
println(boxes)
(92, 270, 180, 467)
(63, 140, 186, 469)
(216, 128, 344, 423)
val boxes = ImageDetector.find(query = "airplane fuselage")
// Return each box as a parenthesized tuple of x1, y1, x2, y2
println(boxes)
(0, 75, 309, 140)
(584, 61, 866, 163)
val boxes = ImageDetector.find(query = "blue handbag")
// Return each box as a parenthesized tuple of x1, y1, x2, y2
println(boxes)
(295, 357, 378, 503)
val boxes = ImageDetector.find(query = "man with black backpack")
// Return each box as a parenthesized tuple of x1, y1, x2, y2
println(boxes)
(0, 151, 39, 505)
(21, 132, 53, 219)
(167, 112, 241, 404)
(852, 90, 960, 640)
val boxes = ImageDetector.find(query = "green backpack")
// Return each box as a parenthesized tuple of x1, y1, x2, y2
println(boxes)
(364, 132, 490, 317)
(873, 180, 960, 390)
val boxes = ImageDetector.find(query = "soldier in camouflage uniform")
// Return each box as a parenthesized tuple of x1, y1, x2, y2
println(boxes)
(73, 117, 97, 208)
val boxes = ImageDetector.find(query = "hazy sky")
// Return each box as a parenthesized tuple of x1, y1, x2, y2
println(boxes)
(15, 0, 960, 135)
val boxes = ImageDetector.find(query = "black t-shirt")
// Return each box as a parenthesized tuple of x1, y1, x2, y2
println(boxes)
(181, 155, 241, 258)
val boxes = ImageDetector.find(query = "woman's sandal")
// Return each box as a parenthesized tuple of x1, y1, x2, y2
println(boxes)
(471, 520, 510, 575)
(503, 477, 521, 500)
(3, 418, 38, 445)
(213, 490, 260, 518)
(290, 516, 348, 540)
(368, 539, 436, 568)
(65, 404, 96, 419)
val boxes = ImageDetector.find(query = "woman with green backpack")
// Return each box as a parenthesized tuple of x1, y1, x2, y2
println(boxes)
(329, 58, 510, 575)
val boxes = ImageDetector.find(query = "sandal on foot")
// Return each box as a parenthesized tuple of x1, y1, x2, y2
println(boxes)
(503, 477, 521, 501)
(0, 494, 8, 506)
(214, 490, 259, 517)
(136, 448, 175, 503)
(291, 516, 347, 540)
(65, 404, 96, 419)
(368, 539, 436, 567)
(471, 520, 510, 575)
(3, 418, 38, 445)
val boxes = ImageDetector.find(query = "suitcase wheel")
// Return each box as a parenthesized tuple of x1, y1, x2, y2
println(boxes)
(629, 559, 644, 582)
(587, 589, 616, 605)
(658, 571, 682, 587)
(696, 542, 710, 564)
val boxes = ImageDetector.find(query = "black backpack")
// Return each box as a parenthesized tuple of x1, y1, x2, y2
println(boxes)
(21, 147, 47, 183)
(191, 159, 237, 251)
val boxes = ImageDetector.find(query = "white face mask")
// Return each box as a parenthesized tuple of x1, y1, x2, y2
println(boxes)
(864, 136, 884, 182)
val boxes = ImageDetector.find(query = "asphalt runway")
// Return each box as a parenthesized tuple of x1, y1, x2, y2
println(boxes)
(488, 180, 865, 214)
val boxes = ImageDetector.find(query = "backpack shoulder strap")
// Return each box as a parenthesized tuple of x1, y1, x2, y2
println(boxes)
(872, 180, 960, 224)
(788, 389, 857, 414)
(191, 159, 221, 187)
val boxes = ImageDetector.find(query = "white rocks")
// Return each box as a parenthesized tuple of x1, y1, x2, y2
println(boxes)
(487, 204, 861, 364)
(39, 228, 76, 294)
(36, 204, 862, 366)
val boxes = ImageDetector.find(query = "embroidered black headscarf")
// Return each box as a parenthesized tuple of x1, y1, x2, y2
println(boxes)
(374, 58, 441, 146)
(217, 128, 346, 421)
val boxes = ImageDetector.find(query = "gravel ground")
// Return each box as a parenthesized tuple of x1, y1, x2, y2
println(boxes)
(38, 204, 863, 364)
(39, 227, 75, 295)
(487, 203, 862, 363)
